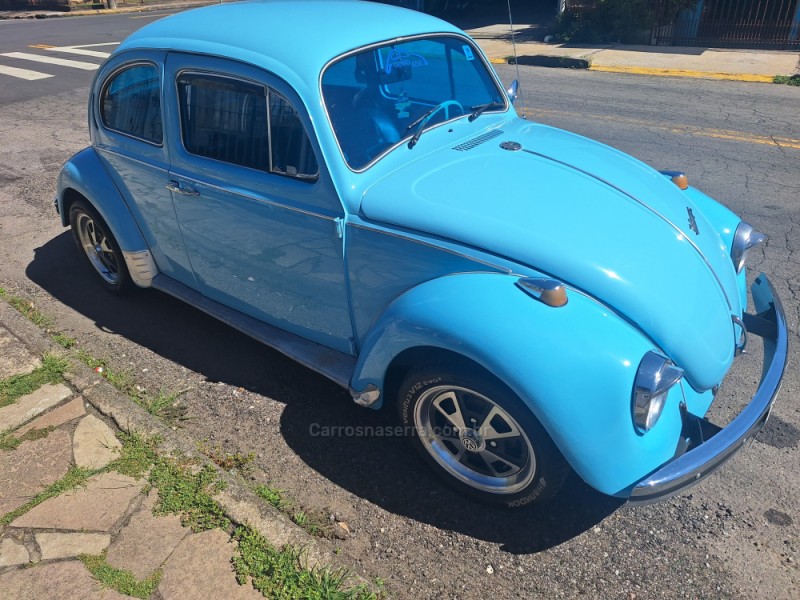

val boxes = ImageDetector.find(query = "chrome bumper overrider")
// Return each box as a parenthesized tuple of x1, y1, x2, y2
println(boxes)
(629, 273, 788, 505)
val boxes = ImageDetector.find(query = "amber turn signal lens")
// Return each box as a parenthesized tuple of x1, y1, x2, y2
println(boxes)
(671, 173, 689, 190)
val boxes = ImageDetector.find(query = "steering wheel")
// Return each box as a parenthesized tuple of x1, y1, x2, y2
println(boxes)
(432, 100, 464, 121)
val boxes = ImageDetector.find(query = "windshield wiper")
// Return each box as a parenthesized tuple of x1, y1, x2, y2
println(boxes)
(405, 106, 438, 149)
(468, 101, 505, 122)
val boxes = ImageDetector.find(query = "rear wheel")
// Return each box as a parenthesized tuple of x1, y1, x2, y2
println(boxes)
(398, 365, 569, 508)
(69, 200, 132, 294)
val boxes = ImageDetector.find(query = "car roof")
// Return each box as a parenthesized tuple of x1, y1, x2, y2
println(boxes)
(118, 0, 464, 90)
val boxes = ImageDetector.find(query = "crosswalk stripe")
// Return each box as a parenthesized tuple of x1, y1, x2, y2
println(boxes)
(32, 46, 111, 59)
(0, 64, 53, 81)
(1, 52, 99, 71)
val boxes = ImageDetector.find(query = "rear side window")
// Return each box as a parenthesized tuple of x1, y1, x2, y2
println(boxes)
(100, 63, 162, 144)
(177, 73, 318, 180)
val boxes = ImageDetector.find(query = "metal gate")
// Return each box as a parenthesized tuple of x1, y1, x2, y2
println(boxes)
(651, 0, 800, 48)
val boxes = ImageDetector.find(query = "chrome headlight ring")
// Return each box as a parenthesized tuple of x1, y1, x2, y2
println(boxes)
(731, 222, 766, 275)
(632, 352, 684, 434)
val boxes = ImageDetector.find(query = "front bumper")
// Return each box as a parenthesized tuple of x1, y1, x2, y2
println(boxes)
(629, 274, 788, 505)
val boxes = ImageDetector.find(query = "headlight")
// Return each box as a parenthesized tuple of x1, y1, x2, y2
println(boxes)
(632, 352, 683, 434)
(731, 222, 766, 274)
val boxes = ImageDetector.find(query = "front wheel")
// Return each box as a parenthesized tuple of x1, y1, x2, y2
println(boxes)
(69, 200, 132, 294)
(397, 366, 568, 508)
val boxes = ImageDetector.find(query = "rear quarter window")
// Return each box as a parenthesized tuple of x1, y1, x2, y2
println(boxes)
(100, 63, 163, 145)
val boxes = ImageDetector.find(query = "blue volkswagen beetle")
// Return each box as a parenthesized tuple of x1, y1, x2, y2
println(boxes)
(55, 0, 787, 508)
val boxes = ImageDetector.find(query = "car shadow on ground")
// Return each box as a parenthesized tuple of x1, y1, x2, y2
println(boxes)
(28, 231, 623, 553)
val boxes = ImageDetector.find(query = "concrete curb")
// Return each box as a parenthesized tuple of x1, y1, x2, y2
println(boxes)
(0, 299, 373, 591)
(588, 64, 775, 83)
(489, 53, 781, 82)
(492, 55, 591, 69)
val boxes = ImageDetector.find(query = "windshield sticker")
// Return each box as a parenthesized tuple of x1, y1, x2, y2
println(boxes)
(384, 48, 428, 75)
(394, 93, 412, 119)
(462, 45, 475, 60)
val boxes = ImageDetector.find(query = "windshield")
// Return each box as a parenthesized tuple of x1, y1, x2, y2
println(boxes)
(321, 35, 506, 170)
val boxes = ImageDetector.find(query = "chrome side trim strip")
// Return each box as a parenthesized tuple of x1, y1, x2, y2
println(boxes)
(122, 250, 158, 287)
(348, 221, 512, 274)
(521, 148, 733, 310)
(167, 173, 339, 221)
(628, 274, 787, 504)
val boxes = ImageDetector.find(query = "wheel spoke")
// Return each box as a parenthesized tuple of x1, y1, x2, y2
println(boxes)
(86, 220, 98, 246)
(478, 448, 523, 477)
(478, 406, 522, 441)
(432, 390, 467, 431)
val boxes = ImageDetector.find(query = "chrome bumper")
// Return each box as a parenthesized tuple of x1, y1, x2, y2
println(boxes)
(629, 274, 788, 505)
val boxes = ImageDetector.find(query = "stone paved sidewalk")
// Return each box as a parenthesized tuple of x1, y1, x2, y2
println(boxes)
(0, 327, 271, 600)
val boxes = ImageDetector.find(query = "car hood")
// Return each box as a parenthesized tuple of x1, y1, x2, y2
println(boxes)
(360, 120, 741, 390)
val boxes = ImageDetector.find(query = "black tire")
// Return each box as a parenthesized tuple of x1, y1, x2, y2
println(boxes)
(397, 364, 569, 508)
(69, 199, 132, 294)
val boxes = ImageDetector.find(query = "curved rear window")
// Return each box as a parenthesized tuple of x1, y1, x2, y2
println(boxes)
(100, 63, 163, 145)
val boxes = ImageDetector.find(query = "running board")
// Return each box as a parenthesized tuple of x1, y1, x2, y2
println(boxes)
(151, 275, 356, 389)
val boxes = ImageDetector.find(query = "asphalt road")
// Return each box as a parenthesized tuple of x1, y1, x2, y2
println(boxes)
(0, 10, 174, 104)
(0, 12, 798, 599)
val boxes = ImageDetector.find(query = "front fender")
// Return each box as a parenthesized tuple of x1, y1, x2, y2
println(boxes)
(57, 147, 148, 254)
(351, 272, 687, 496)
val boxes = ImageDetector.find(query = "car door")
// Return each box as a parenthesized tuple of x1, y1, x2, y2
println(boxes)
(92, 50, 195, 286)
(162, 53, 354, 354)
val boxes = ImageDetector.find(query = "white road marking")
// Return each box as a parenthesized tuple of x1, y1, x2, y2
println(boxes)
(1, 52, 99, 71)
(68, 43, 121, 48)
(42, 47, 111, 59)
(0, 64, 53, 81)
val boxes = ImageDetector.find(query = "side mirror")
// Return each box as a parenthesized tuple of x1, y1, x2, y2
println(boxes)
(507, 80, 519, 105)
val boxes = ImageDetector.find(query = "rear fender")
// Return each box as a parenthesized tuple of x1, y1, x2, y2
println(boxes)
(57, 147, 149, 254)
(351, 272, 686, 496)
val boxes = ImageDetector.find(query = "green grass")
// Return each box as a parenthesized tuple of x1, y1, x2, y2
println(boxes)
(1, 465, 95, 525)
(52, 332, 77, 349)
(199, 441, 255, 475)
(80, 551, 162, 599)
(255, 484, 290, 511)
(150, 460, 230, 532)
(232, 526, 377, 600)
(254, 484, 331, 538)
(0, 355, 68, 409)
(0, 289, 52, 329)
(76, 350, 136, 395)
(110, 432, 160, 479)
(0, 426, 54, 451)
(773, 75, 800, 86)
(136, 388, 189, 427)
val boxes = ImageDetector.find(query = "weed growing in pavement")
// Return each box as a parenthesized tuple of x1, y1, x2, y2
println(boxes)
(1, 290, 190, 428)
(254, 484, 334, 539)
(150, 459, 230, 532)
(0, 354, 68, 408)
(52, 332, 77, 349)
(110, 432, 160, 479)
(75, 350, 137, 396)
(232, 526, 377, 600)
(0, 289, 53, 329)
(0, 426, 55, 451)
(255, 484, 290, 511)
(136, 388, 190, 427)
(198, 440, 255, 475)
(0, 465, 95, 525)
(773, 75, 800, 86)
(79, 551, 162, 599)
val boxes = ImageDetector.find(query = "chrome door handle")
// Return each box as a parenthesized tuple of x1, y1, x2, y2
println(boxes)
(165, 181, 200, 196)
